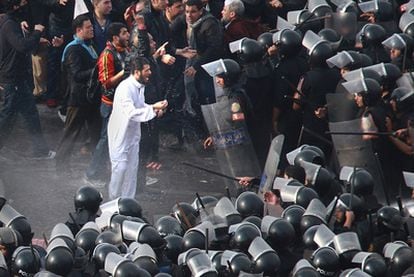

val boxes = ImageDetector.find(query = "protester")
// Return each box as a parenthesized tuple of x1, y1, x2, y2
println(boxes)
(55, 14, 100, 175)
(107, 56, 168, 200)
(0, 0, 54, 159)
(85, 22, 130, 187)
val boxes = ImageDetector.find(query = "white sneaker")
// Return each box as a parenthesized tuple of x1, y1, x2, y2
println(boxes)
(146, 176, 158, 186)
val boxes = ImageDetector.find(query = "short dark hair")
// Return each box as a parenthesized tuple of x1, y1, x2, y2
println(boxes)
(106, 22, 127, 42)
(167, 0, 182, 7)
(72, 14, 91, 34)
(284, 165, 306, 184)
(129, 55, 150, 73)
(185, 0, 203, 10)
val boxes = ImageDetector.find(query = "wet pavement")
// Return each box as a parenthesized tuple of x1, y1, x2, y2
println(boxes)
(0, 104, 231, 238)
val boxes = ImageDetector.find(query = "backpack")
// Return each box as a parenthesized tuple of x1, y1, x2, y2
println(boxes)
(86, 62, 102, 105)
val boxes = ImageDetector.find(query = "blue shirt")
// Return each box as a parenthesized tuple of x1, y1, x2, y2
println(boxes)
(93, 16, 111, 55)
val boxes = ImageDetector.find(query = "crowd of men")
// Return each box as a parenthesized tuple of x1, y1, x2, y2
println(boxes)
(3, 0, 414, 275)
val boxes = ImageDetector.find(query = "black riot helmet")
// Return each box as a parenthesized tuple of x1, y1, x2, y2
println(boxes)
(72, 246, 88, 272)
(300, 201, 326, 233)
(263, 216, 296, 249)
(362, 69, 383, 85)
(377, 206, 405, 232)
(309, 0, 332, 18)
(110, 214, 145, 232)
(318, 28, 342, 51)
(302, 30, 334, 68)
(292, 261, 320, 277)
(382, 33, 414, 54)
(104, 252, 151, 277)
(248, 237, 280, 276)
(229, 222, 261, 252)
(310, 42, 334, 68)
(95, 230, 123, 247)
(216, 59, 241, 87)
(352, 252, 387, 277)
(272, 29, 303, 57)
(384, 242, 414, 276)
(131, 244, 159, 276)
(294, 149, 325, 167)
(0, 227, 22, 259)
(243, 216, 262, 230)
(221, 251, 252, 276)
(235, 191, 264, 218)
(346, 78, 382, 107)
(358, 53, 373, 67)
(92, 243, 121, 270)
(239, 38, 265, 63)
(288, 10, 320, 33)
(75, 222, 100, 254)
(122, 221, 166, 251)
(302, 225, 319, 250)
(155, 216, 184, 237)
(164, 234, 183, 264)
(296, 186, 319, 208)
(310, 246, 340, 277)
(390, 87, 414, 112)
(345, 168, 375, 197)
(171, 202, 198, 230)
(282, 205, 305, 237)
(8, 218, 32, 246)
(182, 230, 206, 251)
(337, 193, 365, 216)
(117, 198, 143, 218)
(74, 186, 102, 214)
(360, 24, 387, 48)
(374, 0, 393, 21)
(45, 239, 74, 276)
(12, 246, 41, 276)
(257, 32, 273, 50)
(383, 63, 402, 89)
(0, 204, 33, 246)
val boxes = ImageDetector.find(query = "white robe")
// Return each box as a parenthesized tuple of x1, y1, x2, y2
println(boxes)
(107, 75, 156, 199)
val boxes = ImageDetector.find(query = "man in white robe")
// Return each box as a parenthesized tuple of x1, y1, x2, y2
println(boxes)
(107, 56, 168, 199)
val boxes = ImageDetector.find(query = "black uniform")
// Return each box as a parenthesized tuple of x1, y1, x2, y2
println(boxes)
(299, 66, 341, 155)
(272, 52, 309, 171)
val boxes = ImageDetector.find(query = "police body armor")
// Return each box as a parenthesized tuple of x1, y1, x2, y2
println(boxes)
(201, 97, 261, 191)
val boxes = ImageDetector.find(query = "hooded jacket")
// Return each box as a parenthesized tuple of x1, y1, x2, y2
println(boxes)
(0, 13, 41, 84)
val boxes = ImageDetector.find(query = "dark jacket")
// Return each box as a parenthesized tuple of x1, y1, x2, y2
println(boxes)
(142, 6, 170, 48)
(0, 14, 41, 84)
(191, 11, 223, 71)
(172, 11, 223, 71)
(44, 0, 93, 39)
(62, 44, 97, 107)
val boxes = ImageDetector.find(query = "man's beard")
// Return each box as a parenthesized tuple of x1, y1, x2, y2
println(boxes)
(138, 75, 149, 84)
(221, 17, 230, 25)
